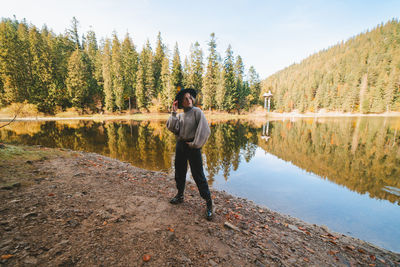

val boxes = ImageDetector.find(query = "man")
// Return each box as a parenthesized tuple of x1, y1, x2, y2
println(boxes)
(166, 88, 213, 220)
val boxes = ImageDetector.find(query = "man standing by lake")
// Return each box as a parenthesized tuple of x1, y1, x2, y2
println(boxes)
(166, 88, 213, 221)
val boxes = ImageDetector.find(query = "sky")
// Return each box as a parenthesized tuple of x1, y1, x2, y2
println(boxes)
(1, 0, 400, 79)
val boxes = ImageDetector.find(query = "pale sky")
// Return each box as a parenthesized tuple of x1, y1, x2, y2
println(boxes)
(2, 0, 400, 79)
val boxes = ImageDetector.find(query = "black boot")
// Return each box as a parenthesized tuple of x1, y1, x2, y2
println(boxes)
(206, 198, 213, 221)
(170, 193, 184, 204)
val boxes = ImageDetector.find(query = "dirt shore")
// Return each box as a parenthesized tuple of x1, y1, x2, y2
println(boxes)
(1, 144, 399, 266)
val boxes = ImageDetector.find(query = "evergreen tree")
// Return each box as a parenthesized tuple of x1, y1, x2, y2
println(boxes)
(223, 45, 237, 111)
(0, 18, 30, 104)
(171, 43, 183, 90)
(202, 33, 219, 110)
(248, 66, 261, 105)
(28, 26, 55, 112)
(183, 56, 191, 88)
(121, 33, 138, 111)
(66, 49, 94, 112)
(144, 40, 155, 100)
(135, 62, 146, 109)
(84, 29, 103, 111)
(111, 32, 124, 111)
(136, 41, 154, 109)
(160, 56, 174, 110)
(215, 63, 225, 110)
(67, 17, 81, 49)
(185, 42, 204, 99)
(153, 32, 165, 96)
(235, 55, 247, 110)
(102, 38, 114, 112)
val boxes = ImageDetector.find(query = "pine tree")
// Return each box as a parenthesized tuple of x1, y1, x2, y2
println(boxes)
(144, 40, 155, 101)
(135, 62, 146, 109)
(111, 32, 124, 111)
(215, 63, 225, 110)
(121, 33, 138, 111)
(185, 42, 204, 99)
(83, 28, 103, 111)
(183, 56, 191, 88)
(160, 56, 174, 110)
(248, 66, 261, 105)
(153, 32, 165, 96)
(67, 17, 81, 49)
(223, 45, 237, 111)
(66, 49, 94, 112)
(202, 33, 219, 110)
(136, 41, 154, 110)
(28, 26, 55, 112)
(235, 55, 248, 110)
(0, 18, 30, 104)
(171, 43, 183, 90)
(190, 41, 204, 92)
(102, 38, 114, 112)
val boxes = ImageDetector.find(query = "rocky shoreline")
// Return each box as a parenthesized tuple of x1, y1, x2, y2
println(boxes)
(1, 145, 399, 266)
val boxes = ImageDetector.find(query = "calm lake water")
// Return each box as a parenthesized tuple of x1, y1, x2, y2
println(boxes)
(1, 117, 400, 252)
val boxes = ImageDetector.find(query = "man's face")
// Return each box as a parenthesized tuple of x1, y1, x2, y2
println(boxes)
(182, 93, 193, 108)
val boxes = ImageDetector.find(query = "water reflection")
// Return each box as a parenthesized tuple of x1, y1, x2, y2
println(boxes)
(1, 118, 399, 205)
(258, 117, 400, 205)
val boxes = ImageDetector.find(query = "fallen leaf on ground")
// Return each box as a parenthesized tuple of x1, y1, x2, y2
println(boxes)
(328, 250, 339, 255)
(358, 248, 366, 254)
(345, 245, 355, 251)
(103, 221, 107, 225)
(305, 247, 315, 254)
(1, 255, 13, 260)
(303, 257, 309, 262)
(143, 254, 151, 262)
(48, 193, 55, 196)
(369, 255, 376, 261)
(167, 227, 174, 232)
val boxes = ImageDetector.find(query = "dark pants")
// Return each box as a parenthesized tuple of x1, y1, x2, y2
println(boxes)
(174, 140, 211, 200)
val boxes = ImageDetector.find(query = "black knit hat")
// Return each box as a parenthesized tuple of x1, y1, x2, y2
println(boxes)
(175, 88, 197, 109)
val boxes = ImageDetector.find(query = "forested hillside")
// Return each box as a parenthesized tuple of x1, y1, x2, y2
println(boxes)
(0, 17, 261, 114)
(262, 19, 400, 113)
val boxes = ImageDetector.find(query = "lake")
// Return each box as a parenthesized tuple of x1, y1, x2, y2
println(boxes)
(1, 117, 399, 252)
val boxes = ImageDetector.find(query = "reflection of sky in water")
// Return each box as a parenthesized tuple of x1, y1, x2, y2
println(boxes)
(208, 148, 400, 253)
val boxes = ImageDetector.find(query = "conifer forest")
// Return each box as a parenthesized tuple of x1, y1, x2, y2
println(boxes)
(0, 17, 261, 114)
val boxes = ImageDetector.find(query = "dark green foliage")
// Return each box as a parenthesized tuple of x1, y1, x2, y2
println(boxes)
(135, 40, 154, 110)
(0, 17, 260, 113)
(121, 33, 138, 111)
(153, 32, 165, 96)
(171, 43, 183, 90)
(202, 33, 219, 110)
(66, 49, 95, 112)
(222, 45, 237, 111)
(262, 19, 400, 113)
(102, 38, 114, 112)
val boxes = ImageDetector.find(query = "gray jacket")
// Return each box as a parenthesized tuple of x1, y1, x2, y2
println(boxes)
(166, 107, 211, 149)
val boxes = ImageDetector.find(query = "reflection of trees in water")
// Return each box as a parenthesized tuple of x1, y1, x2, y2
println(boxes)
(3, 118, 399, 205)
(259, 118, 400, 205)
(104, 121, 176, 171)
(203, 120, 259, 181)
(0, 119, 261, 180)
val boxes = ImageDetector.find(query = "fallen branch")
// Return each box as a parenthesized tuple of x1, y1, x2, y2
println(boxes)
(0, 105, 23, 129)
